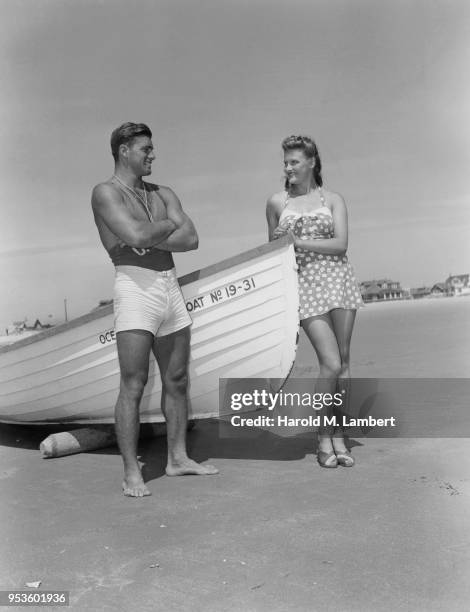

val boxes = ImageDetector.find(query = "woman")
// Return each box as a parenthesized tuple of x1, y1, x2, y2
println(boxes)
(266, 135, 364, 468)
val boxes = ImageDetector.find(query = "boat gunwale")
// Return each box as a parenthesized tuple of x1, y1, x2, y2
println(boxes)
(0, 235, 294, 355)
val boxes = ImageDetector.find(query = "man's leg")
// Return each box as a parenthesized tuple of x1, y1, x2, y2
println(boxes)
(153, 326, 218, 476)
(116, 329, 154, 496)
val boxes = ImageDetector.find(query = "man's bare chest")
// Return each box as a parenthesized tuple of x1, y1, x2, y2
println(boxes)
(125, 189, 168, 222)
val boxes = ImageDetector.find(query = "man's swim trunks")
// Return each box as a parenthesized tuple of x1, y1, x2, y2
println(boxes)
(114, 265, 191, 336)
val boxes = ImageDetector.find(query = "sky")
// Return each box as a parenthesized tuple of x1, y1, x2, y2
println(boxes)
(1, 0, 469, 327)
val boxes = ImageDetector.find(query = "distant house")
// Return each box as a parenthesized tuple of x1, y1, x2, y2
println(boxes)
(410, 287, 432, 299)
(7, 320, 27, 334)
(5, 318, 55, 335)
(30, 319, 54, 330)
(430, 283, 447, 296)
(360, 279, 404, 302)
(445, 274, 470, 296)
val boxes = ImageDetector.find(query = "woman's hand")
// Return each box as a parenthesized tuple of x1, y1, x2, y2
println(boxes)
(273, 226, 288, 239)
(272, 218, 292, 239)
(293, 217, 309, 247)
(293, 217, 321, 249)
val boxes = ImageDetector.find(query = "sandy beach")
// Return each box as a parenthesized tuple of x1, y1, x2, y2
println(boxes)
(1, 297, 469, 611)
(293, 296, 470, 378)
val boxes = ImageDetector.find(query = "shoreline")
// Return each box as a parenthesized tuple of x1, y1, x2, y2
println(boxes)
(362, 293, 470, 307)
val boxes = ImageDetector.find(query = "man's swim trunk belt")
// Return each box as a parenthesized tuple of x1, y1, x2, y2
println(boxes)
(108, 243, 175, 271)
(114, 266, 192, 336)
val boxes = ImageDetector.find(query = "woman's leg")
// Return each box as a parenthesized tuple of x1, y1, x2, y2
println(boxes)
(301, 313, 342, 458)
(329, 308, 357, 456)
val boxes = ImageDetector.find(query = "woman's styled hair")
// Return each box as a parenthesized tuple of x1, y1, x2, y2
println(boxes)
(282, 134, 323, 188)
(110, 122, 152, 162)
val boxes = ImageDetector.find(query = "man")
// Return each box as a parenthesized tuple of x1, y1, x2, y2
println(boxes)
(92, 122, 218, 497)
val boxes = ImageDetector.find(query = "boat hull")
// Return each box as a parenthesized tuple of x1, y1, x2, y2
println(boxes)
(0, 237, 299, 425)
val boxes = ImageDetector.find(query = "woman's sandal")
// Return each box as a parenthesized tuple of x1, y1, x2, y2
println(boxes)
(317, 450, 338, 468)
(335, 450, 355, 467)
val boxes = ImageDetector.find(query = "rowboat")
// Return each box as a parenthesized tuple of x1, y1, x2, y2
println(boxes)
(0, 235, 299, 425)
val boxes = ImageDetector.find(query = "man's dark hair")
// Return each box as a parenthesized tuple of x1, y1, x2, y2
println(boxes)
(110, 123, 152, 162)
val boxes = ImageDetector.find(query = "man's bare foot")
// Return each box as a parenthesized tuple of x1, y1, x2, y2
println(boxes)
(122, 474, 151, 497)
(166, 458, 219, 477)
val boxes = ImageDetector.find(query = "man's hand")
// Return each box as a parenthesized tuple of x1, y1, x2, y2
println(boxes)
(154, 186, 199, 252)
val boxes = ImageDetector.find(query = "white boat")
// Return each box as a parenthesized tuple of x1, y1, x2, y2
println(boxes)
(0, 236, 299, 425)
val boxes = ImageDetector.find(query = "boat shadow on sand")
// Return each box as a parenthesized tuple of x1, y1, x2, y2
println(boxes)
(0, 419, 363, 483)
